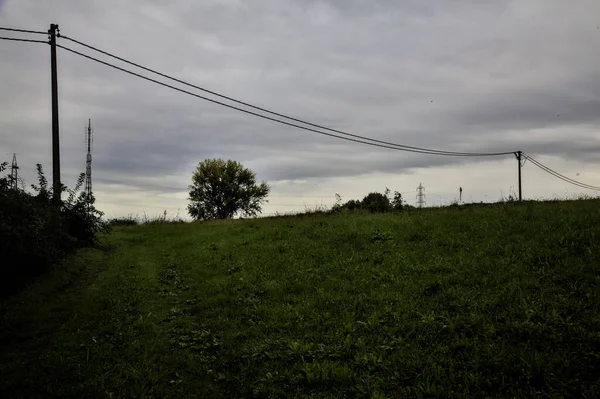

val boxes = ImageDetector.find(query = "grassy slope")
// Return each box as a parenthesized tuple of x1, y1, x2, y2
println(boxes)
(2, 200, 600, 398)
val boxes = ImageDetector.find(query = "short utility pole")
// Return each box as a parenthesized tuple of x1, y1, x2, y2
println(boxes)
(515, 151, 523, 201)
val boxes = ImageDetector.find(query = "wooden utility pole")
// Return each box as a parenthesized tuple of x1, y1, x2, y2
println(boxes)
(516, 151, 523, 201)
(49, 23, 61, 203)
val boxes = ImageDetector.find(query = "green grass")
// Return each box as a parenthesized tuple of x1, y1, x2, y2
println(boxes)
(2, 200, 600, 398)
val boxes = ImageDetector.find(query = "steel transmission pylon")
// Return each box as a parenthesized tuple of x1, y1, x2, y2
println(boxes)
(416, 183, 426, 208)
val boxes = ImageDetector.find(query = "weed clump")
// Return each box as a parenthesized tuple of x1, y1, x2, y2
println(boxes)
(0, 162, 106, 297)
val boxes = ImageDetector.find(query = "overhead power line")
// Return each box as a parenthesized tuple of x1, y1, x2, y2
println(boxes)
(524, 154, 600, 191)
(0, 27, 47, 35)
(0, 36, 48, 44)
(525, 155, 600, 190)
(59, 35, 515, 157)
(59, 43, 517, 157)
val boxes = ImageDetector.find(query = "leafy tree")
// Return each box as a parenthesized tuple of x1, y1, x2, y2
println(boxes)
(188, 159, 269, 220)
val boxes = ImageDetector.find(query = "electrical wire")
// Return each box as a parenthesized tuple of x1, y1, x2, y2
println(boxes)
(0, 27, 47, 35)
(525, 155, 599, 189)
(0, 36, 48, 44)
(529, 164, 600, 192)
(524, 154, 600, 191)
(58, 43, 517, 157)
(59, 35, 515, 157)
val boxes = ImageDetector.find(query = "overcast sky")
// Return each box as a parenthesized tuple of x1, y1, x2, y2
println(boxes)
(1, 0, 599, 218)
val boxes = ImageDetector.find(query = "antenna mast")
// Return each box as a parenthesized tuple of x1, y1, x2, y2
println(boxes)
(85, 119, 93, 199)
(10, 153, 19, 190)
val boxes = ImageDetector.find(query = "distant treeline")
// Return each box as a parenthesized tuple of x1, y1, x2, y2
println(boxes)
(331, 189, 408, 214)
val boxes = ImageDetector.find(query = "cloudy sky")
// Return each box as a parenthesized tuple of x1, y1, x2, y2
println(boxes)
(1, 0, 599, 218)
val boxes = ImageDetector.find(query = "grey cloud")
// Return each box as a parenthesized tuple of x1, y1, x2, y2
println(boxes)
(1, 0, 600, 201)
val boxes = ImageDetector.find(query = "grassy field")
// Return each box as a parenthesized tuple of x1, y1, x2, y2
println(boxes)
(2, 200, 600, 398)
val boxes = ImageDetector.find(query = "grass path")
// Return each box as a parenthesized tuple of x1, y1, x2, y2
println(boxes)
(0, 247, 109, 396)
(2, 200, 600, 397)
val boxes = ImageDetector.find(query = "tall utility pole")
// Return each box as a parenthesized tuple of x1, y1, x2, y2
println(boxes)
(49, 23, 61, 203)
(416, 183, 426, 208)
(10, 153, 19, 190)
(85, 119, 93, 199)
(515, 151, 523, 201)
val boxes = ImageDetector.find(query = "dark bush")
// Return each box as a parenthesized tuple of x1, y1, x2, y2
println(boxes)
(361, 192, 391, 213)
(344, 199, 362, 211)
(0, 162, 107, 298)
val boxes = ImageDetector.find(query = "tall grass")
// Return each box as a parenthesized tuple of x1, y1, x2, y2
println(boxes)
(108, 209, 186, 226)
(2, 199, 600, 397)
